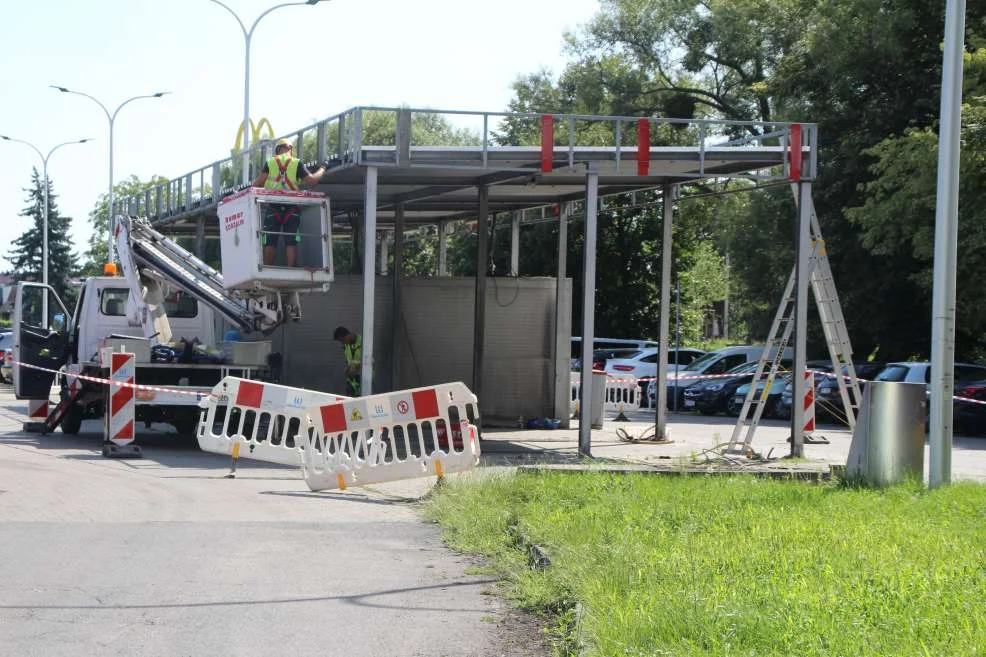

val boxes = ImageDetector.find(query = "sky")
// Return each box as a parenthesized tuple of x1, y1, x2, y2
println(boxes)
(0, 0, 601, 269)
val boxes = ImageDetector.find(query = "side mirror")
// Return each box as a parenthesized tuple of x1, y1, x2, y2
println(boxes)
(52, 312, 66, 333)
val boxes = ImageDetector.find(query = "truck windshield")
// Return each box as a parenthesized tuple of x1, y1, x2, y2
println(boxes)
(101, 287, 198, 319)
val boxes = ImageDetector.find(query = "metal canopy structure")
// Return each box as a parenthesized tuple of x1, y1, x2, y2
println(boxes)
(117, 106, 818, 457)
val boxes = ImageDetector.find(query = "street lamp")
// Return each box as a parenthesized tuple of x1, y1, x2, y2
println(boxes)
(207, 0, 330, 186)
(0, 135, 91, 299)
(51, 86, 170, 263)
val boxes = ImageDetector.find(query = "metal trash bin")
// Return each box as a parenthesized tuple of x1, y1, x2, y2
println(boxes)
(845, 381, 926, 486)
(590, 369, 607, 430)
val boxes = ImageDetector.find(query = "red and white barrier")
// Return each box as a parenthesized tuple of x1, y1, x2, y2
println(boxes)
(108, 352, 136, 447)
(27, 399, 49, 420)
(603, 376, 640, 412)
(301, 381, 481, 491)
(196, 377, 348, 466)
(570, 372, 641, 415)
(802, 370, 816, 435)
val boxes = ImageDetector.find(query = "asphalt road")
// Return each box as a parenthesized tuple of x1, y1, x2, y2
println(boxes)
(0, 387, 546, 657)
(3, 385, 984, 657)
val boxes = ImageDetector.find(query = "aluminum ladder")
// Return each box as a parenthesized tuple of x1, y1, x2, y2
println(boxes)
(725, 189, 861, 454)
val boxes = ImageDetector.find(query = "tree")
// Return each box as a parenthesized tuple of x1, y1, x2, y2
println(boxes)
(7, 169, 78, 301)
(80, 174, 170, 274)
(845, 46, 986, 360)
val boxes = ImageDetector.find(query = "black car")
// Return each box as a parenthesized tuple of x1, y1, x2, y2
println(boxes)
(777, 362, 884, 424)
(951, 380, 986, 436)
(682, 361, 787, 415)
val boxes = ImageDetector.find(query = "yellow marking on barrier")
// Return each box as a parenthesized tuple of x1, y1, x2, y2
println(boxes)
(336, 473, 346, 490)
(232, 442, 240, 459)
(434, 460, 444, 478)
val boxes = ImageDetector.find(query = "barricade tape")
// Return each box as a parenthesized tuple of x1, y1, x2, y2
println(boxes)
(13, 360, 214, 398)
(581, 367, 986, 406)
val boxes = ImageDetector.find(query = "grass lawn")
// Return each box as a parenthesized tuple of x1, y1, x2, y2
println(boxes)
(424, 472, 986, 657)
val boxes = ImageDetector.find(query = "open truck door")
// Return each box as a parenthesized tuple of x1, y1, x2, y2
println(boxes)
(13, 282, 71, 400)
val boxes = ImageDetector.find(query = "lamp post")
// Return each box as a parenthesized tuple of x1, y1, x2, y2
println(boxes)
(51, 86, 170, 264)
(0, 135, 90, 300)
(207, 0, 329, 186)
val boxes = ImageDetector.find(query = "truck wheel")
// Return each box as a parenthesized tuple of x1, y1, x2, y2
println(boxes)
(61, 406, 84, 435)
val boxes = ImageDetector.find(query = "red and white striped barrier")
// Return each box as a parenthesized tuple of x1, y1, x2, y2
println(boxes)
(301, 381, 481, 491)
(802, 370, 816, 434)
(108, 352, 136, 446)
(197, 377, 348, 466)
(27, 399, 49, 420)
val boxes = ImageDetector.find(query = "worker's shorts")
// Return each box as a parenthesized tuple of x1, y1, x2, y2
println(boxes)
(262, 205, 301, 246)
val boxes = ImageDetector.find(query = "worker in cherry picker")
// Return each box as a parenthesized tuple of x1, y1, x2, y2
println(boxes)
(252, 138, 330, 267)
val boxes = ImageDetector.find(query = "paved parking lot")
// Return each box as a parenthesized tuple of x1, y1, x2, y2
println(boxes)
(1, 386, 983, 656)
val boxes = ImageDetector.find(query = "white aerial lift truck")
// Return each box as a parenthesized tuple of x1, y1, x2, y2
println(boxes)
(12, 188, 333, 442)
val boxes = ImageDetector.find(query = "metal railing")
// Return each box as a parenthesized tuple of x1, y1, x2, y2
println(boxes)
(115, 106, 818, 223)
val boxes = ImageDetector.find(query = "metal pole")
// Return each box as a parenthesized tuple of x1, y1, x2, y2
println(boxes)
(510, 210, 520, 276)
(578, 166, 600, 458)
(791, 181, 812, 458)
(930, 0, 967, 488)
(242, 34, 252, 186)
(392, 205, 405, 391)
(0, 136, 89, 303)
(674, 278, 680, 412)
(107, 119, 114, 258)
(50, 86, 168, 263)
(656, 185, 674, 437)
(437, 220, 448, 276)
(554, 203, 570, 428)
(361, 166, 378, 396)
(207, 1, 329, 186)
(473, 185, 490, 414)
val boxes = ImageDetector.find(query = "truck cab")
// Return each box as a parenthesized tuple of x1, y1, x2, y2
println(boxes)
(71, 277, 218, 365)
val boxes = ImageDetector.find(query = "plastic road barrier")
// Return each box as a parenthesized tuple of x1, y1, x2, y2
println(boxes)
(300, 382, 481, 491)
(197, 377, 348, 466)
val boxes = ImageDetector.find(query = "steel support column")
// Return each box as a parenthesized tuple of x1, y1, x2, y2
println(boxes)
(510, 210, 521, 276)
(472, 186, 490, 420)
(437, 220, 448, 276)
(392, 205, 405, 391)
(554, 202, 570, 428)
(361, 166, 378, 396)
(577, 167, 600, 457)
(195, 217, 206, 260)
(655, 184, 675, 438)
(790, 181, 812, 457)
(379, 231, 390, 275)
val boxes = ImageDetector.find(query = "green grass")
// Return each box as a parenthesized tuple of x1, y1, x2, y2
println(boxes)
(423, 473, 986, 656)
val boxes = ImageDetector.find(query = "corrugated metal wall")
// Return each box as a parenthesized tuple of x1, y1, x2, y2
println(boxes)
(263, 275, 571, 425)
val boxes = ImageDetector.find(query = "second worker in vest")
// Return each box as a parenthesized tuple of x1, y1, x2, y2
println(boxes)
(333, 326, 362, 396)
(252, 138, 330, 268)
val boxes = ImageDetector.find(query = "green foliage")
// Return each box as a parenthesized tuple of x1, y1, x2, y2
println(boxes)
(7, 169, 78, 301)
(81, 174, 170, 274)
(426, 473, 986, 657)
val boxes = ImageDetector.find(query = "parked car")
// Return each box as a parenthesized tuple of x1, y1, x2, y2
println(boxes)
(682, 360, 792, 416)
(0, 331, 12, 384)
(571, 337, 658, 370)
(953, 381, 986, 436)
(777, 369, 846, 421)
(587, 348, 642, 372)
(807, 362, 887, 424)
(730, 372, 797, 418)
(653, 345, 794, 409)
(604, 347, 706, 378)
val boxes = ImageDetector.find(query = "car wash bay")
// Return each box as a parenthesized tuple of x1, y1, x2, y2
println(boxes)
(125, 107, 814, 449)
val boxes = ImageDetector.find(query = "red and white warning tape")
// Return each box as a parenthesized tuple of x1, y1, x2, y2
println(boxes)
(13, 360, 206, 397)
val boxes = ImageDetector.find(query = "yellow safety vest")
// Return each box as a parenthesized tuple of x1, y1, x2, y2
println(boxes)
(344, 335, 362, 379)
(264, 154, 301, 190)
